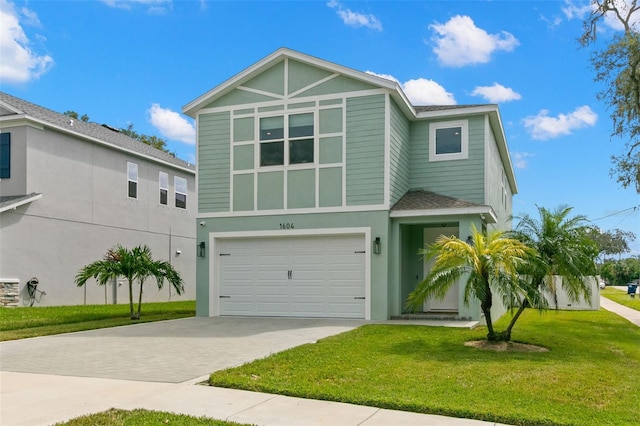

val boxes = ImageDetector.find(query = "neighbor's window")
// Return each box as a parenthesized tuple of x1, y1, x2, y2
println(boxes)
(0, 133, 10, 179)
(127, 162, 138, 198)
(259, 113, 314, 167)
(159, 171, 168, 205)
(175, 176, 187, 209)
(429, 120, 468, 161)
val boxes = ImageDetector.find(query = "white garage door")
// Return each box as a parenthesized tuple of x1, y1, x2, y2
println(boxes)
(218, 234, 366, 318)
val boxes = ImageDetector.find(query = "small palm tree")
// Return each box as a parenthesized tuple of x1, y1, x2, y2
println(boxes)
(509, 205, 598, 318)
(407, 226, 534, 342)
(75, 245, 185, 320)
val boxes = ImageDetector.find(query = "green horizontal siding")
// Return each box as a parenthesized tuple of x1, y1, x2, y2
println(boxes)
(346, 95, 385, 206)
(389, 100, 410, 207)
(198, 112, 231, 213)
(409, 116, 485, 203)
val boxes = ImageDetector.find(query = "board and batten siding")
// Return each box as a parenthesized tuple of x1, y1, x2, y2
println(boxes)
(409, 115, 485, 204)
(389, 99, 411, 207)
(198, 112, 231, 213)
(345, 94, 385, 206)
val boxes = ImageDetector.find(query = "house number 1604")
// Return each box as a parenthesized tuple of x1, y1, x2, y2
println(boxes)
(280, 223, 294, 229)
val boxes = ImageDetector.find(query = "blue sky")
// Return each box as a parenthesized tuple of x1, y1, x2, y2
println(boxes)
(1, 0, 638, 255)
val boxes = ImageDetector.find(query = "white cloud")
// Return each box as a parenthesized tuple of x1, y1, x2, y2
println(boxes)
(148, 104, 195, 145)
(471, 83, 522, 103)
(523, 105, 598, 140)
(430, 15, 519, 67)
(511, 152, 535, 169)
(0, 0, 53, 85)
(327, 0, 382, 31)
(366, 71, 456, 105)
(101, 0, 172, 13)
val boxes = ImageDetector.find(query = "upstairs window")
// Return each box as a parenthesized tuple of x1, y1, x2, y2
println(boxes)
(0, 133, 9, 179)
(127, 162, 138, 198)
(259, 113, 314, 167)
(175, 176, 187, 209)
(429, 120, 468, 162)
(159, 171, 168, 205)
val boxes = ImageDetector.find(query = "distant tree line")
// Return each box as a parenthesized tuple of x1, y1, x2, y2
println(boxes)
(63, 110, 175, 157)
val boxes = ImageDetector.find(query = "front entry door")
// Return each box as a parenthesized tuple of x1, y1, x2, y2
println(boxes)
(422, 227, 459, 312)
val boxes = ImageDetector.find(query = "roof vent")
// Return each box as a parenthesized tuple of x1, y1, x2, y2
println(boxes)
(101, 124, 120, 133)
(68, 119, 74, 126)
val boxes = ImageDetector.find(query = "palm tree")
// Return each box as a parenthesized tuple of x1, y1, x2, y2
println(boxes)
(407, 226, 534, 341)
(75, 245, 185, 320)
(506, 205, 598, 336)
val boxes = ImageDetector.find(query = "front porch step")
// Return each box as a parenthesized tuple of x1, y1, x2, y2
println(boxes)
(391, 313, 473, 321)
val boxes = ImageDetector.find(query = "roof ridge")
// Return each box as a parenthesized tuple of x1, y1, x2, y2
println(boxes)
(0, 91, 194, 171)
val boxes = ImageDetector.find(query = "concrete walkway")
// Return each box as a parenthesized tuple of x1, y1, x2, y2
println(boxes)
(600, 293, 640, 326)
(0, 317, 506, 426)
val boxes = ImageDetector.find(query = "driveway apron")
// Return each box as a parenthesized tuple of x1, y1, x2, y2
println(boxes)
(0, 317, 364, 383)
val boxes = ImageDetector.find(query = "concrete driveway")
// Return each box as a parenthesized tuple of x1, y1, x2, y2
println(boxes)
(0, 316, 364, 383)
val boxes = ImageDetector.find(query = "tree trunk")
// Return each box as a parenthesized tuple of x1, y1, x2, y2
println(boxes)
(480, 284, 497, 341)
(135, 280, 144, 320)
(498, 298, 529, 342)
(128, 279, 137, 320)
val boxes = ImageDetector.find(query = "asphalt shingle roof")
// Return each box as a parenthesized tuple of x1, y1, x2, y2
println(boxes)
(0, 92, 194, 171)
(391, 189, 483, 211)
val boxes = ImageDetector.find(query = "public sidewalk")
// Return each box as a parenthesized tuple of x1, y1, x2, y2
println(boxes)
(0, 371, 508, 426)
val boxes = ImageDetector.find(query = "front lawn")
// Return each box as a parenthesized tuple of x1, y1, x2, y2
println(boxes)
(601, 287, 640, 311)
(0, 301, 195, 341)
(209, 309, 640, 426)
(55, 408, 250, 426)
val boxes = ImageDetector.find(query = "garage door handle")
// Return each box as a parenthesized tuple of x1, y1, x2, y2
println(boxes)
(354, 297, 366, 300)
(220, 295, 231, 298)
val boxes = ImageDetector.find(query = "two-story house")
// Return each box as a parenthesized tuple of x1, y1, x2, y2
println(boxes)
(0, 92, 196, 306)
(184, 48, 517, 322)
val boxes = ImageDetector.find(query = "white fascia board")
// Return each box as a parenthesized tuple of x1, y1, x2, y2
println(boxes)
(390, 206, 498, 223)
(197, 204, 389, 219)
(3, 115, 194, 174)
(415, 104, 498, 119)
(0, 116, 44, 131)
(0, 193, 43, 213)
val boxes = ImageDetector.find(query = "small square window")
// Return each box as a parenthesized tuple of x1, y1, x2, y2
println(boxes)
(435, 127, 462, 154)
(429, 120, 468, 162)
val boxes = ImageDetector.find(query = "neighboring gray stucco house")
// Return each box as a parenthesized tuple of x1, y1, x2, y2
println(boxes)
(0, 92, 196, 306)
(184, 48, 517, 322)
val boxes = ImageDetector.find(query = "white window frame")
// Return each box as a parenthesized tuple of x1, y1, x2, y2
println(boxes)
(159, 171, 169, 205)
(175, 176, 187, 209)
(127, 161, 138, 199)
(429, 119, 468, 162)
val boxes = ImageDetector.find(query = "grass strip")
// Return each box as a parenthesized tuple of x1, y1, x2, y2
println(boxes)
(601, 287, 640, 311)
(0, 301, 195, 341)
(209, 309, 640, 426)
(54, 408, 252, 425)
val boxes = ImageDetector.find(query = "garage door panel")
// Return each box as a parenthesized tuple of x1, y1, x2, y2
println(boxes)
(218, 234, 365, 318)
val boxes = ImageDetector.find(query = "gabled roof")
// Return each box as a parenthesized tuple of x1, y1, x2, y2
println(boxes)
(182, 47, 414, 118)
(0, 92, 194, 173)
(391, 190, 497, 223)
(0, 193, 42, 213)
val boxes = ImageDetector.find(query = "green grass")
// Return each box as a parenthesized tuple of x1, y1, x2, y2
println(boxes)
(54, 408, 252, 425)
(601, 287, 640, 311)
(209, 309, 640, 426)
(0, 300, 195, 341)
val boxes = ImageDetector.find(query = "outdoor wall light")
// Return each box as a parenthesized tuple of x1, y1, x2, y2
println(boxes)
(373, 237, 381, 255)
(198, 241, 206, 257)
(466, 235, 474, 246)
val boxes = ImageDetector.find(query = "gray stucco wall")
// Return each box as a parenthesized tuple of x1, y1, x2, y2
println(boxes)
(0, 124, 196, 306)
